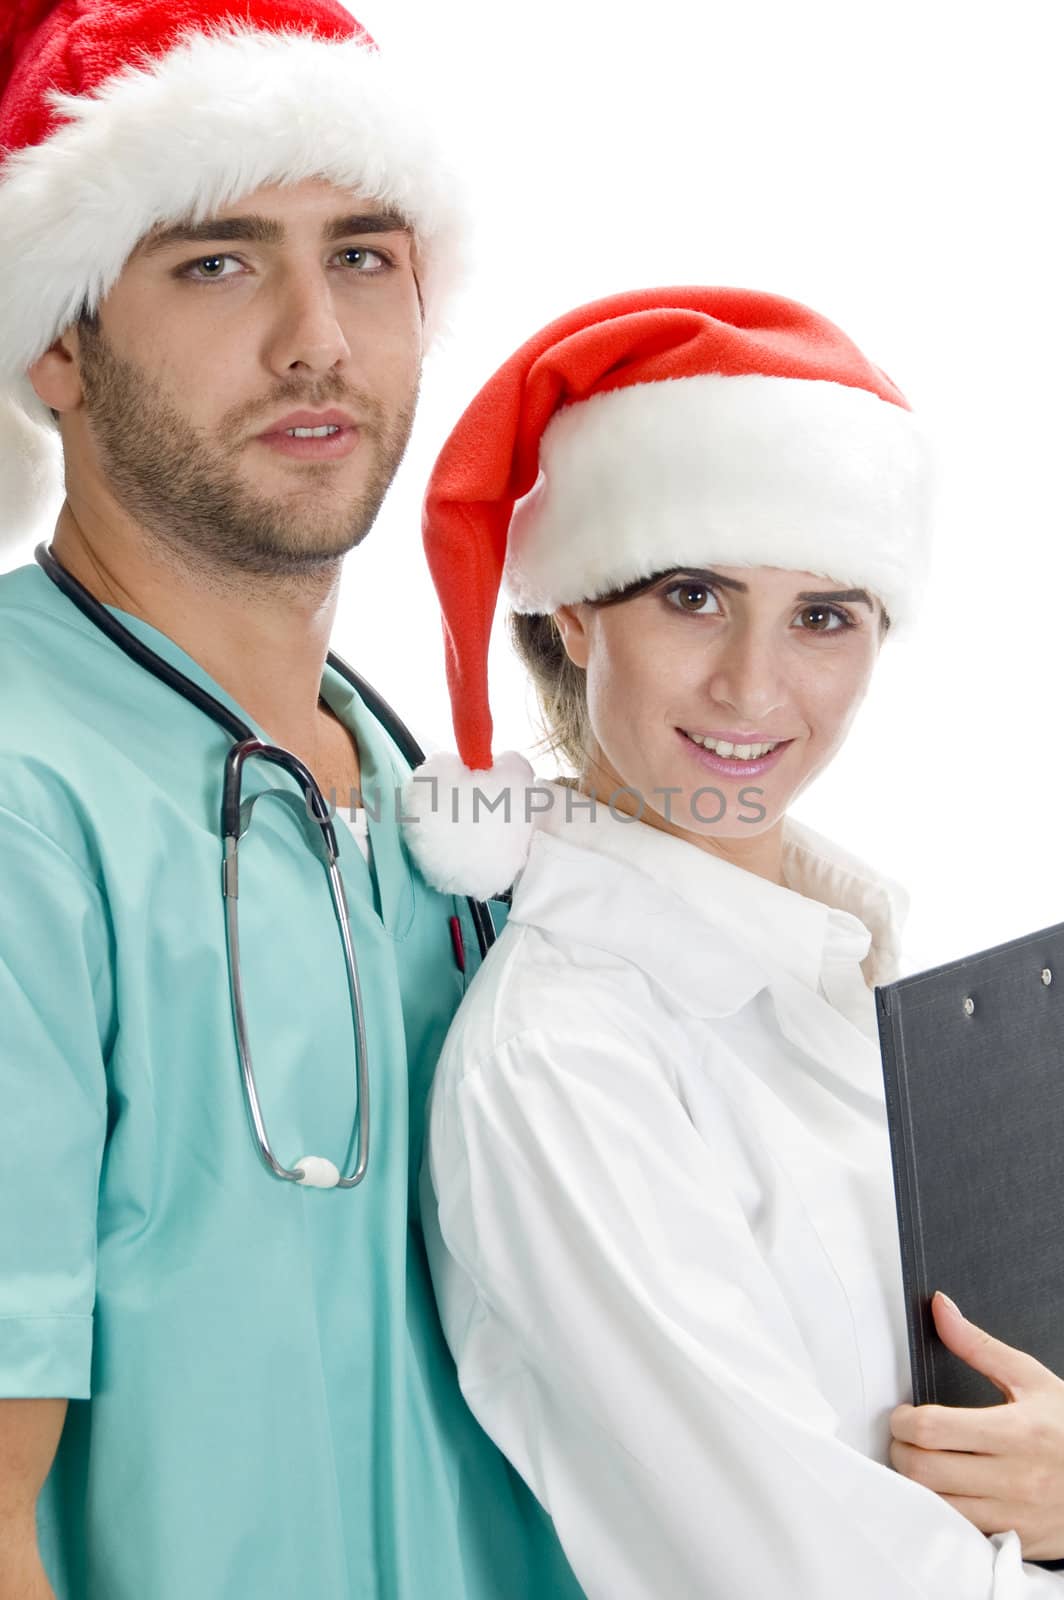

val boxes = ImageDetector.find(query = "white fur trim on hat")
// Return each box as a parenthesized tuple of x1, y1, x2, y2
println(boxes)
(401, 749, 537, 900)
(0, 24, 469, 542)
(502, 372, 934, 633)
(0, 389, 64, 539)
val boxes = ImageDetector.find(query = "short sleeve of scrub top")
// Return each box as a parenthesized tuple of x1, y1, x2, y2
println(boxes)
(0, 803, 112, 1398)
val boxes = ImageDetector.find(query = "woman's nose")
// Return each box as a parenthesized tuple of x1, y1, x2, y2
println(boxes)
(704, 626, 787, 722)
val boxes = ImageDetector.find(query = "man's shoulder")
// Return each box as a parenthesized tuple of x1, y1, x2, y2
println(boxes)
(0, 567, 103, 761)
(0, 560, 96, 702)
(0, 562, 138, 870)
(1, 558, 73, 631)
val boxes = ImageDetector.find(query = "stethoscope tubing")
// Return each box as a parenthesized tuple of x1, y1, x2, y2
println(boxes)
(33, 542, 498, 957)
(32, 541, 499, 1189)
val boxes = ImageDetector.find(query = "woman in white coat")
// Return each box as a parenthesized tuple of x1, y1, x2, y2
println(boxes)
(402, 287, 1064, 1597)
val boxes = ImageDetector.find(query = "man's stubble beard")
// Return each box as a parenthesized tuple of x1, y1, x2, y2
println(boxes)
(77, 321, 418, 579)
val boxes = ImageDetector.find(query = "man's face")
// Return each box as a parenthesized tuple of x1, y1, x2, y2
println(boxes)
(69, 178, 424, 575)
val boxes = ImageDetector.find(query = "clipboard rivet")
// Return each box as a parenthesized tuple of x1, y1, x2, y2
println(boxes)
(1042, 967, 1053, 986)
(963, 996, 975, 1015)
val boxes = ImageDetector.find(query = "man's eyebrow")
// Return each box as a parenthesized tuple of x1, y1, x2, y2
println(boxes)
(665, 568, 874, 610)
(324, 211, 411, 241)
(137, 211, 412, 258)
(137, 215, 282, 256)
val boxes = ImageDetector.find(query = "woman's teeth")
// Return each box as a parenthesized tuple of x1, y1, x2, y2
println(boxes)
(286, 425, 341, 438)
(684, 733, 780, 760)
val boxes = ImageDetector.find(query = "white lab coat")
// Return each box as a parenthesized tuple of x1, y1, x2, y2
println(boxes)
(423, 783, 1063, 1598)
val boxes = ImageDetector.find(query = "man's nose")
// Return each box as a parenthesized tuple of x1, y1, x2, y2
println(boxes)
(264, 267, 352, 376)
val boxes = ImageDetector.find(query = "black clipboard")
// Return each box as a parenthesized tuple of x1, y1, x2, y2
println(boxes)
(874, 920, 1064, 1411)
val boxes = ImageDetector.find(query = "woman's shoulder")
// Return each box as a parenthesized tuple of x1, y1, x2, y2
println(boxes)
(435, 912, 681, 1094)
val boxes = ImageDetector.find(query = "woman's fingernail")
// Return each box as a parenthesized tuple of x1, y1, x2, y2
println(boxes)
(935, 1291, 961, 1316)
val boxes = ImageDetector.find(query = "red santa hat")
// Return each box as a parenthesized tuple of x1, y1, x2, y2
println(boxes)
(0, 0, 469, 543)
(401, 285, 935, 899)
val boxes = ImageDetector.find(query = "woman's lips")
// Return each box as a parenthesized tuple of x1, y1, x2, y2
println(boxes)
(676, 727, 793, 778)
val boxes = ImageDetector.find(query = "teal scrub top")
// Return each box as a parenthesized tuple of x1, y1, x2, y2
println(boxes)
(0, 562, 583, 1600)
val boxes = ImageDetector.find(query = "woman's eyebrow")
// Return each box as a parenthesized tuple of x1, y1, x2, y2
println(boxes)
(795, 587, 874, 609)
(665, 568, 873, 610)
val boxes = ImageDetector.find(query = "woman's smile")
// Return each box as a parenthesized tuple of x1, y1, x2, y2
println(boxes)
(676, 726, 795, 778)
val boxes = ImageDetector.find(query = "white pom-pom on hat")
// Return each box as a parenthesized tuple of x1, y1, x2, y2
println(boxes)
(401, 749, 536, 901)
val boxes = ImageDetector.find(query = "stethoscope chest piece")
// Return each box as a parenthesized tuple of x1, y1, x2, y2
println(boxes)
(294, 1156, 342, 1190)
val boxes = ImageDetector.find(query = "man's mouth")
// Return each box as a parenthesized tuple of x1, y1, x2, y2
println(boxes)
(257, 407, 359, 440)
(254, 422, 361, 461)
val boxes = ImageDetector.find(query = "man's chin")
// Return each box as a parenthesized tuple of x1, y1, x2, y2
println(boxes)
(218, 482, 378, 561)
(234, 527, 373, 572)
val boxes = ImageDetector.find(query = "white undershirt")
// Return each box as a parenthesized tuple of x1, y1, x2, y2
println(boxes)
(334, 806, 371, 865)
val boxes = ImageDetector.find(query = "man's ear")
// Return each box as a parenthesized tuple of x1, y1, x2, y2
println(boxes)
(27, 326, 84, 416)
(552, 603, 591, 669)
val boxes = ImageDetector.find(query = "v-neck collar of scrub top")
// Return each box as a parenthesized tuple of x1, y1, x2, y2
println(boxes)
(509, 780, 910, 1024)
(19, 562, 415, 938)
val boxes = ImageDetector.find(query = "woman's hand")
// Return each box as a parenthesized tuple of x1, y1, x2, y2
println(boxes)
(890, 1291, 1064, 1560)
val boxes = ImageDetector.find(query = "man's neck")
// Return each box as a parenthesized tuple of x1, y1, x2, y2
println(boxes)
(48, 500, 341, 752)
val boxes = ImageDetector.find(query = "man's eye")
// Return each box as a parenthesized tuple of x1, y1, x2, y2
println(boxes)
(337, 247, 390, 272)
(184, 255, 239, 280)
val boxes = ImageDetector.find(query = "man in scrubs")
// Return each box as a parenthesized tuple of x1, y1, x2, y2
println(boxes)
(0, 3, 582, 1597)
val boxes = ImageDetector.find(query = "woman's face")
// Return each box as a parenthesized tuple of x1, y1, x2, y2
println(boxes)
(552, 564, 886, 851)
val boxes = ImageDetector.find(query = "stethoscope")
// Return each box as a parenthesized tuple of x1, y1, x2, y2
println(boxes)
(34, 542, 499, 1191)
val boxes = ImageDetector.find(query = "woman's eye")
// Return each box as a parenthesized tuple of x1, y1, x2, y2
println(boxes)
(664, 582, 721, 616)
(338, 247, 389, 272)
(797, 604, 855, 633)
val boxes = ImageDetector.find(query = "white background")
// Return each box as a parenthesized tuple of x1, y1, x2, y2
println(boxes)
(8, 0, 1062, 973)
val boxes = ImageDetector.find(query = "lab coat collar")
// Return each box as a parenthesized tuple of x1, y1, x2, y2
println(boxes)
(507, 781, 909, 1020)
(780, 814, 910, 992)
